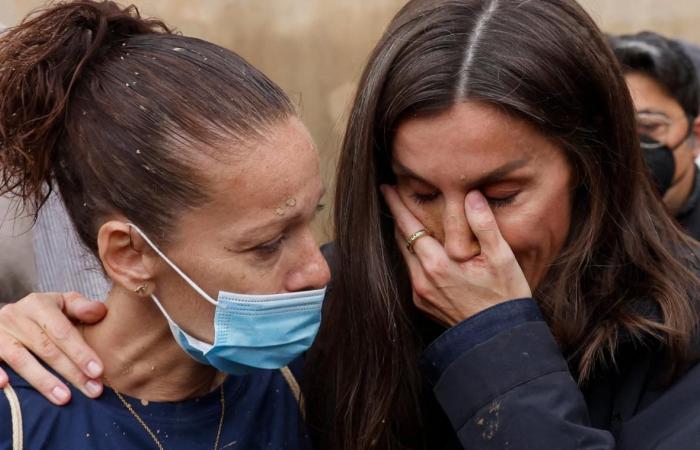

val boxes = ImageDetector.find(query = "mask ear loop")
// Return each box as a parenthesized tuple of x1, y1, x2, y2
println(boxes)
(127, 223, 218, 306)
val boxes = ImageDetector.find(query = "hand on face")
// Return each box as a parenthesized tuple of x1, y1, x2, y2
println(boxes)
(381, 185, 531, 327)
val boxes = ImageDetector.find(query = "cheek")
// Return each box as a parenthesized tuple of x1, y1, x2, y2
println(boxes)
(496, 189, 572, 287)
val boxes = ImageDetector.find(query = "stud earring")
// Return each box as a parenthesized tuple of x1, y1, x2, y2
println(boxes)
(134, 284, 149, 296)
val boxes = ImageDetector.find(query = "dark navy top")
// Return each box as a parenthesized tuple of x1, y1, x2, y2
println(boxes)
(0, 361, 307, 450)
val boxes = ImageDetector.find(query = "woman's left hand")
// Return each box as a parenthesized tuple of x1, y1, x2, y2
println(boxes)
(381, 185, 532, 327)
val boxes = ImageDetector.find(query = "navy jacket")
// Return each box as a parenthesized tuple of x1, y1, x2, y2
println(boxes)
(420, 298, 700, 449)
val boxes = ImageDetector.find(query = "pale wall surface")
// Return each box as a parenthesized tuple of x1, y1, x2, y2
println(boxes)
(1, 0, 699, 297)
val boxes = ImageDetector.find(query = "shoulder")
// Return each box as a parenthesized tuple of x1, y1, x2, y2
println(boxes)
(0, 364, 86, 448)
(0, 364, 58, 449)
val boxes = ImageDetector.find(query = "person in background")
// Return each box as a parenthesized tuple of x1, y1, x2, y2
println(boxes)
(33, 190, 110, 300)
(611, 32, 700, 239)
(677, 39, 700, 165)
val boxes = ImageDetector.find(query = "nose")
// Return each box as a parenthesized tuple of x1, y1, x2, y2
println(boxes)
(285, 231, 331, 292)
(442, 199, 480, 262)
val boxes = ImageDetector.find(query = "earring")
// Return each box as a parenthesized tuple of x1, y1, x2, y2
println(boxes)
(134, 283, 149, 296)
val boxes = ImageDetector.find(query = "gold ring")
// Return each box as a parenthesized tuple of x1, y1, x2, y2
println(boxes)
(405, 229, 431, 254)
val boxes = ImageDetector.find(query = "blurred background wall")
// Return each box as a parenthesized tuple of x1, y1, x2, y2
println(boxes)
(1, 0, 700, 299)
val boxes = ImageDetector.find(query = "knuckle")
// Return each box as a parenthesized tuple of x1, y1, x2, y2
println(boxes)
(36, 376, 60, 395)
(36, 333, 61, 361)
(0, 302, 14, 317)
(475, 216, 497, 232)
(423, 256, 449, 277)
(2, 343, 28, 369)
(412, 279, 431, 298)
(48, 320, 74, 342)
(70, 348, 93, 368)
(491, 249, 514, 268)
(24, 293, 42, 306)
(0, 303, 18, 324)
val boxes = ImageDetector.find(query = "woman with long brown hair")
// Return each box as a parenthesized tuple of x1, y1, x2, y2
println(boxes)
(3, 0, 700, 449)
(304, 0, 700, 448)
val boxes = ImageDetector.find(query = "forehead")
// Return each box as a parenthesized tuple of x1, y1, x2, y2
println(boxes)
(205, 118, 321, 219)
(393, 101, 559, 178)
(625, 71, 685, 116)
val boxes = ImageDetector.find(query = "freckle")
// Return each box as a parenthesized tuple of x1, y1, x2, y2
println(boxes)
(286, 198, 297, 207)
(274, 207, 285, 216)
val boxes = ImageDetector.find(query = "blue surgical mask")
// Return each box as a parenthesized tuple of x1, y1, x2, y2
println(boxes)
(129, 223, 326, 375)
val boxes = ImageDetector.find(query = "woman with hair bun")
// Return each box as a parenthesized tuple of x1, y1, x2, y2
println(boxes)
(0, 1, 328, 448)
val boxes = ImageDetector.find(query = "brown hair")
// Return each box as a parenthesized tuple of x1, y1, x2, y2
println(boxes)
(0, 1, 294, 252)
(306, 0, 700, 448)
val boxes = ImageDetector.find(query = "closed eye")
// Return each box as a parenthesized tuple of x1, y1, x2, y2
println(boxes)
(410, 191, 440, 205)
(254, 235, 286, 257)
(485, 193, 518, 208)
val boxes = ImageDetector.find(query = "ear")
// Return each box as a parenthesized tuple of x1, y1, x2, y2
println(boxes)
(97, 220, 158, 295)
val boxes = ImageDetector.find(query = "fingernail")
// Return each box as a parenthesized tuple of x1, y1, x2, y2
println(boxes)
(85, 380, 102, 396)
(467, 191, 487, 211)
(86, 360, 102, 378)
(52, 386, 70, 402)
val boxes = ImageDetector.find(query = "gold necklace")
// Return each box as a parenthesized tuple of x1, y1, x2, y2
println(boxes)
(105, 377, 226, 450)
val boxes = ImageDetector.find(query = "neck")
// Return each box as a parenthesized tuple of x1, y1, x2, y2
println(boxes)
(665, 163, 696, 214)
(83, 287, 224, 401)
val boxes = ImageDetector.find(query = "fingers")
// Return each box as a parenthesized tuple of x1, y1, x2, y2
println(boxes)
(33, 293, 104, 382)
(0, 292, 104, 402)
(382, 185, 458, 280)
(394, 227, 432, 299)
(0, 367, 8, 387)
(63, 292, 107, 324)
(0, 328, 71, 404)
(464, 191, 509, 256)
(381, 185, 442, 257)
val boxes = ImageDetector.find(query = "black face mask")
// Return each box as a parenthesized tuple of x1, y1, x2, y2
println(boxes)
(640, 135, 676, 195)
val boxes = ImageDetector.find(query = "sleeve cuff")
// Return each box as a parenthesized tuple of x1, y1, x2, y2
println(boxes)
(420, 298, 543, 384)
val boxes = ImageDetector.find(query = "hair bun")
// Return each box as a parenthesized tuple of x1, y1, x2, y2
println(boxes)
(0, 1, 169, 213)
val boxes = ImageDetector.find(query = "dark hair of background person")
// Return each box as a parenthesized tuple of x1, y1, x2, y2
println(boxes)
(0, 0, 295, 255)
(610, 31, 700, 119)
(305, 0, 700, 449)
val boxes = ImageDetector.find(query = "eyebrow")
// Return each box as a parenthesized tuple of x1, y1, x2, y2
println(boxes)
(237, 184, 327, 241)
(392, 158, 530, 188)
